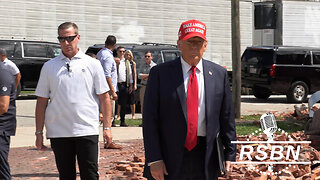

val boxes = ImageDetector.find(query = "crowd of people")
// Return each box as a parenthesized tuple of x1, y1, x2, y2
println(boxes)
(0, 19, 236, 180)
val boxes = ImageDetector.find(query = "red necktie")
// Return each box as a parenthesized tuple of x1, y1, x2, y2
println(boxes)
(185, 66, 199, 151)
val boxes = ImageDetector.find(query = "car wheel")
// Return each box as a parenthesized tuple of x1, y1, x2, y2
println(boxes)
(252, 87, 271, 100)
(287, 81, 309, 103)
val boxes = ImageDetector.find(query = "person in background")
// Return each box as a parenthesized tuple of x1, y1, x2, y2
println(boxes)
(0, 48, 21, 88)
(35, 22, 112, 179)
(142, 19, 236, 180)
(0, 69, 16, 180)
(125, 50, 137, 119)
(115, 46, 133, 127)
(138, 51, 156, 116)
(96, 35, 121, 149)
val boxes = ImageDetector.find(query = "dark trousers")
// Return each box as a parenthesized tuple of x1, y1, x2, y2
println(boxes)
(0, 135, 11, 180)
(177, 136, 206, 180)
(118, 83, 129, 123)
(50, 135, 99, 180)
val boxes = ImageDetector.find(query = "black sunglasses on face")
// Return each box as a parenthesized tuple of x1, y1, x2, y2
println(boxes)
(145, 55, 151, 58)
(57, 35, 78, 42)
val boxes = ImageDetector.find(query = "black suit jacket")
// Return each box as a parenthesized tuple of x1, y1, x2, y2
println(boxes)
(142, 58, 236, 180)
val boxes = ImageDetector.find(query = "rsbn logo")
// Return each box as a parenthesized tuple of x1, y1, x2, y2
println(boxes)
(231, 113, 311, 176)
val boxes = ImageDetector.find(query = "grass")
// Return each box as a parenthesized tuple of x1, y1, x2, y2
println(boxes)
(20, 91, 35, 95)
(116, 115, 306, 136)
(113, 118, 142, 126)
(236, 119, 307, 135)
(237, 114, 289, 122)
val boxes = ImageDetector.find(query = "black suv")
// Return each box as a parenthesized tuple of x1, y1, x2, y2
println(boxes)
(85, 42, 181, 73)
(0, 39, 61, 96)
(241, 46, 320, 103)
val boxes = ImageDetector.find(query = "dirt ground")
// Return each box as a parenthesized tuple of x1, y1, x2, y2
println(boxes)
(9, 140, 145, 180)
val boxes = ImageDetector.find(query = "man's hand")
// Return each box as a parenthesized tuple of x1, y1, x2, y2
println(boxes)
(35, 134, 48, 151)
(103, 129, 112, 147)
(150, 161, 168, 180)
(225, 161, 232, 173)
(128, 85, 133, 94)
(111, 91, 118, 100)
(141, 74, 149, 81)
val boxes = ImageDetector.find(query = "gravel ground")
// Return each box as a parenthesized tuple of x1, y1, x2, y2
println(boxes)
(9, 140, 145, 180)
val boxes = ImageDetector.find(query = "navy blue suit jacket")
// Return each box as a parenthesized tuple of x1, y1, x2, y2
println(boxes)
(142, 58, 236, 180)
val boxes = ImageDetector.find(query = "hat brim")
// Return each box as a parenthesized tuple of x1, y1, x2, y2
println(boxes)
(180, 32, 206, 41)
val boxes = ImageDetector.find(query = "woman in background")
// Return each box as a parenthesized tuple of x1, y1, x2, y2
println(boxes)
(125, 50, 137, 119)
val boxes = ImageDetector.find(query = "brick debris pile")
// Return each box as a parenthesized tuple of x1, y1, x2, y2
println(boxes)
(220, 104, 320, 180)
(110, 132, 320, 180)
(219, 131, 320, 180)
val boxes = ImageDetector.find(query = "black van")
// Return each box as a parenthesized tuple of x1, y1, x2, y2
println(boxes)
(241, 46, 320, 103)
(0, 39, 61, 96)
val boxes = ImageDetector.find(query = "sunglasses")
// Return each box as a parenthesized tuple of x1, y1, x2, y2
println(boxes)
(57, 35, 78, 42)
(119, 50, 125, 53)
(145, 55, 151, 58)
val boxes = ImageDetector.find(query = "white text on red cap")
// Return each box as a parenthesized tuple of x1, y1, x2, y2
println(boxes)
(183, 23, 206, 30)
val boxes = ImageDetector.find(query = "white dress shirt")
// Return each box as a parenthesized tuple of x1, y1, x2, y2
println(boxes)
(117, 59, 133, 84)
(181, 57, 206, 136)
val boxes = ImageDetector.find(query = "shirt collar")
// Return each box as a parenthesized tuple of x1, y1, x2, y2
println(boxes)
(103, 47, 113, 55)
(2, 58, 8, 63)
(60, 49, 84, 61)
(180, 57, 203, 75)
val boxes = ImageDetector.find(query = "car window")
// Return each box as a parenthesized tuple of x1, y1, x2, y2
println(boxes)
(152, 51, 163, 64)
(47, 45, 61, 58)
(276, 53, 311, 65)
(14, 43, 22, 58)
(313, 52, 320, 65)
(242, 49, 274, 65)
(162, 51, 180, 62)
(23, 43, 47, 58)
(0, 41, 16, 58)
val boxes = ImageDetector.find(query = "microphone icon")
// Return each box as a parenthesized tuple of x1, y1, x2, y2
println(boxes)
(260, 113, 277, 142)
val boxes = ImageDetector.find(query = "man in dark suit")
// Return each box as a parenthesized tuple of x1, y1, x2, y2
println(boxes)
(142, 19, 236, 180)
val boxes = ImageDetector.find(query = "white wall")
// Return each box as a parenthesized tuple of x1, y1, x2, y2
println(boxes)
(283, 1, 320, 47)
(0, 0, 253, 69)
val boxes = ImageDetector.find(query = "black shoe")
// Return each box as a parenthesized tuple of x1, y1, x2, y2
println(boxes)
(111, 121, 116, 127)
(120, 122, 128, 127)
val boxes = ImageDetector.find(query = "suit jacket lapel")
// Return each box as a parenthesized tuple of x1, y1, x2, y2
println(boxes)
(175, 59, 188, 122)
(203, 60, 216, 130)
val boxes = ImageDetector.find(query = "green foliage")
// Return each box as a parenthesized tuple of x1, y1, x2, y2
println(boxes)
(117, 115, 306, 137)
(20, 91, 35, 95)
(113, 118, 142, 126)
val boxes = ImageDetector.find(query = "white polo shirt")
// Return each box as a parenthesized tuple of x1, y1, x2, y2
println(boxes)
(35, 50, 109, 138)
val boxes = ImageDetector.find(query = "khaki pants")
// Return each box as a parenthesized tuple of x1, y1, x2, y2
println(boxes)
(110, 98, 115, 122)
(140, 85, 146, 115)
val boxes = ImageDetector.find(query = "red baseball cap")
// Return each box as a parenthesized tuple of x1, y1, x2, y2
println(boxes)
(178, 19, 207, 41)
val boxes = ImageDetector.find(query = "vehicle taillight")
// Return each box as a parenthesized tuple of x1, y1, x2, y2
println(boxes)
(269, 64, 276, 77)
